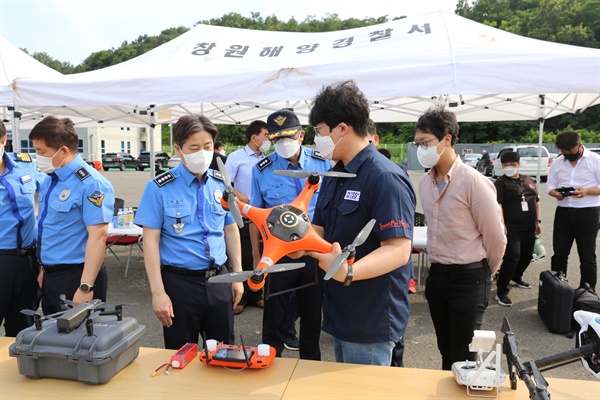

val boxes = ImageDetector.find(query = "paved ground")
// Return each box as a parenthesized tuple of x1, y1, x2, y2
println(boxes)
(6, 166, 599, 382)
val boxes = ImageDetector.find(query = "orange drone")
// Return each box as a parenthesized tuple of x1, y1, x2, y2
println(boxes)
(210, 158, 375, 291)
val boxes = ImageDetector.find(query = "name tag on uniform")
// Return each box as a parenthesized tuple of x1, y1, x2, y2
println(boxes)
(20, 175, 31, 184)
(344, 190, 361, 201)
(521, 201, 529, 212)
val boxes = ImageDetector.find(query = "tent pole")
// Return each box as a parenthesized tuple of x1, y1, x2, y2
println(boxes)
(169, 123, 173, 156)
(149, 111, 156, 180)
(10, 107, 21, 153)
(535, 95, 545, 188)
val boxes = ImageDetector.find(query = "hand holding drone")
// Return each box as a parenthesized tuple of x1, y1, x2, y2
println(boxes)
(210, 157, 375, 291)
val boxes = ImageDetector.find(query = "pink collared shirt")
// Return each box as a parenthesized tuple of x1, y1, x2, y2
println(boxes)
(419, 155, 506, 273)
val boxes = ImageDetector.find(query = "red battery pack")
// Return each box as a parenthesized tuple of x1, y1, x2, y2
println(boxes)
(170, 342, 198, 369)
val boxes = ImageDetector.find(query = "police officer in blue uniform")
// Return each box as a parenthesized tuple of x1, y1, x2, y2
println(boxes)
(249, 109, 330, 360)
(0, 121, 45, 335)
(308, 81, 415, 366)
(135, 115, 243, 350)
(29, 116, 115, 315)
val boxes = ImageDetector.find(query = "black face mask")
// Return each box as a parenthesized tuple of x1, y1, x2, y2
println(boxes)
(563, 148, 581, 162)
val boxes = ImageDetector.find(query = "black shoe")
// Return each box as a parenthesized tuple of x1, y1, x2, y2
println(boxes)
(509, 279, 531, 289)
(284, 337, 299, 351)
(495, 294, 513, 307)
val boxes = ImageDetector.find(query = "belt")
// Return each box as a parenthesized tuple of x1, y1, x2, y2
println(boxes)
(559, 206, 600, 212)
(0, 246, 36, 256)
(41, 263, 85, 273)
(161, 264, 226, 278)
(430, 260, 485, 272)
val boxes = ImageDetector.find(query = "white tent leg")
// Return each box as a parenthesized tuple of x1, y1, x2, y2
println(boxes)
(10, 107, 21, 152)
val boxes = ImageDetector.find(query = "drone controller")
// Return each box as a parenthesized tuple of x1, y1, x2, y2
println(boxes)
(198, 336, 275, 369)
(452, 330, 507, 397)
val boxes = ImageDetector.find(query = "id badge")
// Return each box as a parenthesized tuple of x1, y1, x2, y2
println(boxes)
(521, 201, 529, 212)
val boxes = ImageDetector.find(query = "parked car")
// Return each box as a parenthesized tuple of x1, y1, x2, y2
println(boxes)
(588, 148, 600, 156)
(492, 145, 550, 181)
(167, 155, 181, 169)
(475, 152, 497, 176)
(102, 152, 137, 171)
(462, 153, 482, 168)
(136, 151, 170, 171)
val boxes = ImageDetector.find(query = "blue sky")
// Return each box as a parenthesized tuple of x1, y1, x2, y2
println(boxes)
(0, 0, 458, 64)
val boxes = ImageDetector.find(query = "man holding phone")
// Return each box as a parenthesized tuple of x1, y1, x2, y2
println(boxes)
(547, 131, 600, 290)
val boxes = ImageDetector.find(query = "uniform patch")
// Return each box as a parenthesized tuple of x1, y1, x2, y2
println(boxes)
(311, 149, 325, 160)
(344, 190, 361, 201)
(154, 171, 175, 187)
(75, 167, 91, 181)
(59, 188, 71, 201)
(214, 189, 223, 203)
(15, 153, 33, 162)
(256, 157, 273, 171)
(20, 175, 32, 184)
(212, 169, 224, 181)
(87, 191, 104, 207)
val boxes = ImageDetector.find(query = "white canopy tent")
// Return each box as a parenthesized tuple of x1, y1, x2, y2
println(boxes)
(10, 10, 600, 128)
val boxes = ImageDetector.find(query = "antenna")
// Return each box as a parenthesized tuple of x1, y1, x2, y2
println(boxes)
(240, 335, 251, 368)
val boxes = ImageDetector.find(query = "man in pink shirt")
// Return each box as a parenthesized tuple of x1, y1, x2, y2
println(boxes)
(414, 106, 506, 370)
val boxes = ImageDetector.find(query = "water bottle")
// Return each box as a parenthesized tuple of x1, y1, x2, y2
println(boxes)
(117, 208, 124, 229)
(125, 207, 134, 228)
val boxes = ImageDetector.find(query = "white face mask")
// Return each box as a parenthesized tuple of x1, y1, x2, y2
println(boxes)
(313, 125, 342, 160)
(274, 138, 301, 159)
(36, 148, 64, 174)
(503, 166, 519, 177)
(218, 150, 226, 156)
(182, 149, 212, 175)
(417, 140, 445, 168)
(255, 137, 271, 154)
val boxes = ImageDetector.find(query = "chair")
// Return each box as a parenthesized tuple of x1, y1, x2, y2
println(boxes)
(413, 212, 427, 290)
(106, 234, 143, 278)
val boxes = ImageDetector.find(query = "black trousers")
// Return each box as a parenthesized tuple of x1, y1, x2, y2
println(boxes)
(42, 264, 108, 315)
(0, 254, 40, 336)
(262, 255, 322, 360)
(162, 268, 234, 350)
(238, 221, 263, 305)
(425, 261, 491, 370)
(551, 206, 599, 289)
(497, 227, 536, 296)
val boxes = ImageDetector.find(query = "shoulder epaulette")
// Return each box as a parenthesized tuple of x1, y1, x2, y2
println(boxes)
(212, 169, 224, 181)
(15, 153, 33, 162)
(256, 156, 273, 171)
(311, 149, 325, 161)
(154, 171, 175, 187)
(75, 167, 91, 181)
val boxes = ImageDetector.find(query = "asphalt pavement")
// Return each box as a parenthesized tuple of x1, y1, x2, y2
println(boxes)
(5, 166, 598, 382)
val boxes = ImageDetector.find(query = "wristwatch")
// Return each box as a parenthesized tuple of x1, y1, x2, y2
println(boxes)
(79, 282, 95, 293)
(343, 263, 354, 286)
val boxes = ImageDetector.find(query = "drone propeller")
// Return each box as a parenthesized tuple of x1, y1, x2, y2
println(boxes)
(273, 170, 356, 179)
(60, 294, 75, 309)
(324, 218, 376, 281)
(208, 263, 306, 283)
(216, 157, 244, 228)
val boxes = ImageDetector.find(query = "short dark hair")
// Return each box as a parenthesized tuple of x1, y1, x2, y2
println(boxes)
(308, 80, 370, 138)
(0, 120, 5, 140)
(555, 131, 581, 150)
(367, 118, 377, 136)
(29, 116, 79, 152)
(172, 115, 217, 147)
(500, 150, 519, 164)
(414, 106, 459, 146)
(214, 141, 225, 149)
(246, 120, 268, 143)
(378, 148, 391, 159)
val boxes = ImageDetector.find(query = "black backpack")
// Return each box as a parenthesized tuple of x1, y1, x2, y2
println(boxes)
(567, 284, 600, 338)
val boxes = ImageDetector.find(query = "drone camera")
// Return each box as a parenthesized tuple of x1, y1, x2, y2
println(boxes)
(469, 330, 496, 355)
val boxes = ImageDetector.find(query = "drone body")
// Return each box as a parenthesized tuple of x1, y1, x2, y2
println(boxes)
(211, 158, 372, 290)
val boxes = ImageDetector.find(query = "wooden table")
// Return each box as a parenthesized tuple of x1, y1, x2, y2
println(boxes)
(2, 337, 598, 399)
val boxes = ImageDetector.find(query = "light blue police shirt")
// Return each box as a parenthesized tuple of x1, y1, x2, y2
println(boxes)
(250, 146, 330, 219)
(134, 164, 234, 269)
(37, 155, 115, 265)
(224, 145, 264, 199)
(0, 153, 45, 250)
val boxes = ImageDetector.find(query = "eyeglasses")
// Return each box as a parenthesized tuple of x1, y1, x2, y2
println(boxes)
(411, 137, 439, 149)
(313, 123, 328, 136)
